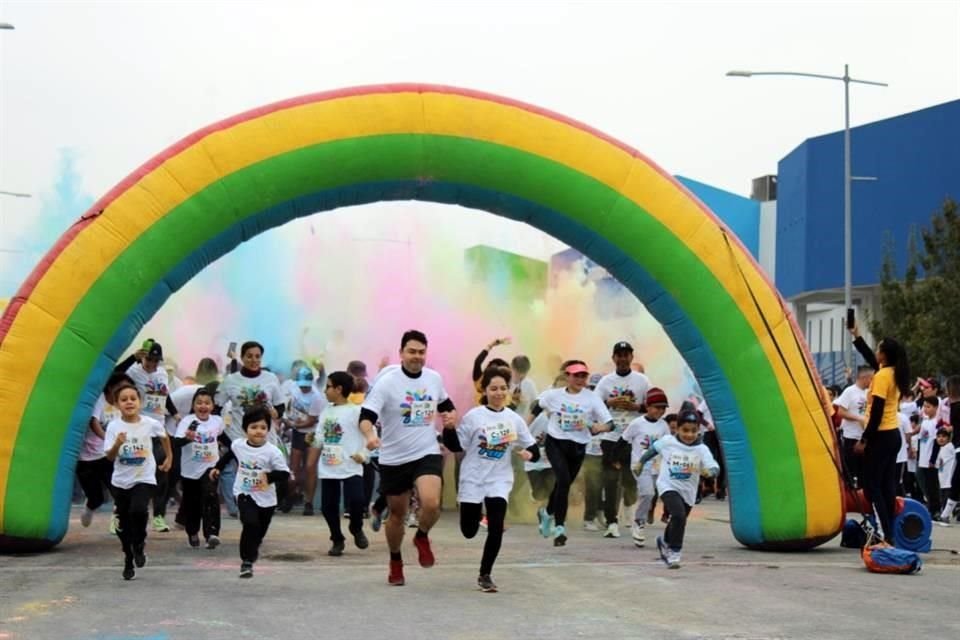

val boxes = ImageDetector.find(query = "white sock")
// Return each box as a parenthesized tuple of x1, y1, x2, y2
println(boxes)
(942, 499, 958, 521)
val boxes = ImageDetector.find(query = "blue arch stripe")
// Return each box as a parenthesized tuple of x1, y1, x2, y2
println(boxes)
(51, 180, 763, 545)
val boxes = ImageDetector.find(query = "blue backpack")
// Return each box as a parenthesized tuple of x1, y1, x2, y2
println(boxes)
(861, 544, 923, 575)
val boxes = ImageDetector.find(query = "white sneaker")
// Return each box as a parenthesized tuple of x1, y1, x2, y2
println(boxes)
(583, 520, 600, 532)
(80, 507, 95, 528)
(604, 522, 621, 538)
(667, 550, 682, 569)
(632, 523, 645, 547)
(405, 512, 419, 529)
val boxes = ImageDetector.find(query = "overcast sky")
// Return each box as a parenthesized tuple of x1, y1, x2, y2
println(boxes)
(1, 0, 958, 258)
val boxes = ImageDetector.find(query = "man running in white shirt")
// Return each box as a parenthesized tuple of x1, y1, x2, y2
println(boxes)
(360, 330, 457, 586)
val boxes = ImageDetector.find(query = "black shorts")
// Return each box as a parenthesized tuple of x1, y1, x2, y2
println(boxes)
(378, 454, 443, 496)
(291, 430, 310, 452)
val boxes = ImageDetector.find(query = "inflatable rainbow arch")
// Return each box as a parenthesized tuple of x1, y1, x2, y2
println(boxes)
(0, 84, 843, 551)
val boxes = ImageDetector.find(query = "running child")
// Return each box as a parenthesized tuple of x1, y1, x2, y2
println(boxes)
(103, 382, 172, 580)
(307, 371, 370, 556)
(282, 367, 325, 515)
(174, 387, 226, 549)
(210, 406, 290, 578)
(635, 410, 719, 569)
(622, 387, 670, 547)
(442, 367, 538, 592)
(79, 373, 131, 531)
(936, 428, 956, 524)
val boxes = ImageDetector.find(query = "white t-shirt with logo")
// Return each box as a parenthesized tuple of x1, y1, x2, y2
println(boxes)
(230, 439, 290, 508)
(622, 415, 670, 470)
(524, 413, 552, 472)
(216, 370, 285, 441)
(362, 367, 449, 466)
(594, 371, 650, 442)
(537, 387, 613, 445)
(652, 435, 719, 507)
(175, 414, 225, 479)
(834, 384, 868, 440)
(82, 394, 116, 462)
(127, 362, 171, 423)
(455, 405, 535, 503)
(917, 417, 939, 469)
(287, 386, 327, 434)
(103, 415, 166, 489)
(313, 404, 364, 480)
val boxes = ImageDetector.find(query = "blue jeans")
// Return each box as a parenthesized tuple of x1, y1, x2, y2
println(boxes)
(219, 459, 238, 515)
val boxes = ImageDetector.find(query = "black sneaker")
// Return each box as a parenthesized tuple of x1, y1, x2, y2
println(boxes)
(133, 543, 147, 568)
(188, 534, 200, 548)
(303, 503, 314, 517)
(353, 530, 369, 550)
(239, 562, 253, 578)
(328, 541, 345, 556)
(278, 498, 292, 514)
(478, 574, 498, 592)
(122, 555, 135, 581)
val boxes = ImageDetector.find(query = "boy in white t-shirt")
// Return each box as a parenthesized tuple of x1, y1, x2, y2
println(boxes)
(935, 429, 956, 525)
(636, 410, 719, 569)
(78, 373, 130, 530)
(309, 371, 369, 556)
(916, 396, 942, 518)
(210, 406, 290, 579)
(833, 367, 873, 489)
(622, 387, 670, 547)
(103, 382, 173, 581)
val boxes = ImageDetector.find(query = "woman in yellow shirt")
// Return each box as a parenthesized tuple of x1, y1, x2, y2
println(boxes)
(851, 326, 910, 545)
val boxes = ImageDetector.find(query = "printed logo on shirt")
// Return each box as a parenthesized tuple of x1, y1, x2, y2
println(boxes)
(608, 386, 637, 432)
(477, 432, 510, 460)
(484, 422, 518, 446)
(238, 386, 270, 410)
(401, 390, 436, 427)
(238, 459, 268, 492)
(322, 418, 344, 444)
(118, 437, 150, 466)
(558, 403, 588, 431)
(321, 444, 344, 466)
(666, 451, 701, 481)
(189, 431, 218, 463)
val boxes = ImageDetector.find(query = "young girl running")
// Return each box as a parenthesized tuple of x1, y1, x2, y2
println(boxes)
(174, 387, 226, 549)
(103, 382, 172, 580)
(442, 367, 538, 592)
(530, 361, 614, 547)
(210, 406, 290, 578)
(635, 410, 719, 569)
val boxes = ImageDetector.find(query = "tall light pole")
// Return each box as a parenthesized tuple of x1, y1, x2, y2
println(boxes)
(727, 66, 887, 373)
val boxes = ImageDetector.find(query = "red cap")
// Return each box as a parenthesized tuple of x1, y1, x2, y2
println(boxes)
(645, 387, 668, 407)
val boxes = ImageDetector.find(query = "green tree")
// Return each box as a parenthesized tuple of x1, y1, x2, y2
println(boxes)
(871, 199, 960, 377)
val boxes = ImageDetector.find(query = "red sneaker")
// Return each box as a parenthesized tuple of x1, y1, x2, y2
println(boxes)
(413, 534, 435, 568)
(388, 560, 405, 586)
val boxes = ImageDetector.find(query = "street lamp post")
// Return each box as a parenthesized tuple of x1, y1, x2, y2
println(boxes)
(727, 66, 887, 374)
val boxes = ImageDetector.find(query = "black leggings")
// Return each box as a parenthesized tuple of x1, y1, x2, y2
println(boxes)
(363, 459, 380, 509)
(661, 491, 693, 551)
(321, 476, 365, 542)
(460, 497, 507, 576)
(919, 467, 941, 516)
(841, 437, 863, 489)
(545, 436, 586, 528)
(76, 457, 114, 510)
(600, 440, 626, 524)
(862, 429, 902, 543)
(951, 463, 960, 502)
(180, 475, 221, 539)
(238, 494, 275, 563)
(113, 483, 155, 556)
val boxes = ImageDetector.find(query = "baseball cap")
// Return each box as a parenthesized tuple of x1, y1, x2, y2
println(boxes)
(678, 410, 700, 425)
(565, 363, 590, 375)
(612, 341, 633, 354)
(295, 367, 314, 387)
(645, 387, 668, 407)
(146, 342, 163, 361)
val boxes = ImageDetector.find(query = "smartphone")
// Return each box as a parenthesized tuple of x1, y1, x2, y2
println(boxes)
(846, 308, 855, 330)
(227, 341, 237, 358)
